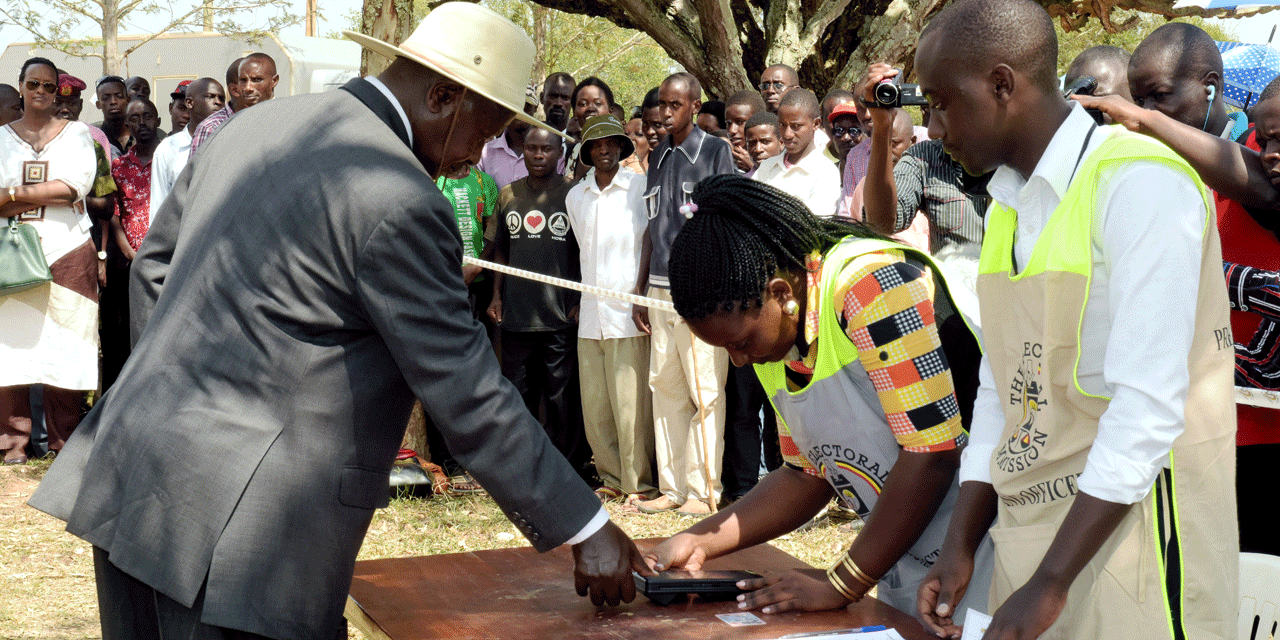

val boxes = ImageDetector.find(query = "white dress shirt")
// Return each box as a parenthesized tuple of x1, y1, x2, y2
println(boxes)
(960, 104, 1209, 506)
(752, 140, 843, 218)
(566, 168, 648, 341)
(148, 127, 191, 224)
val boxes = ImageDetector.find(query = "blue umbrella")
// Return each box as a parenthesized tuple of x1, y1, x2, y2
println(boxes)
(1216, 40, 1280, 109)
(1175, 1, 1280, 8)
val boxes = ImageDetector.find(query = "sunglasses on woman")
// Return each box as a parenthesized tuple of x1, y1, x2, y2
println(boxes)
(24, 79, 57, 94)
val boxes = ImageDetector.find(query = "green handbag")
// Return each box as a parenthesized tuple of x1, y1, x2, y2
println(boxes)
(0, 216, 52, 295)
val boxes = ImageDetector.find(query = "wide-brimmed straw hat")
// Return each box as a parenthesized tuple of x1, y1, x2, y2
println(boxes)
(579, 114, 634, 161)
(343, 2, 566, 139)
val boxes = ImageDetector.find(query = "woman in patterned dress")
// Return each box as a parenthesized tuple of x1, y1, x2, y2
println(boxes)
(0, 57, 99, 464)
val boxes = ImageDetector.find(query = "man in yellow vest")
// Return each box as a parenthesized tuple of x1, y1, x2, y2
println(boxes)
(907, 1, 1238, 639)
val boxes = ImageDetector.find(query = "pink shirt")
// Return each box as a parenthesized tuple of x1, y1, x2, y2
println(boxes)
(478, 135, 528, 190)
(837, 139, 873, 217)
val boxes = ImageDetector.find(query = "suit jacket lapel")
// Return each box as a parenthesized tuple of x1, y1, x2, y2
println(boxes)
(341, 78, 411, 148)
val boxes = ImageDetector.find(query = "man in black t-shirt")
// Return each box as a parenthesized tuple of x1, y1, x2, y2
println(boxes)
(488, 127, 591, 480)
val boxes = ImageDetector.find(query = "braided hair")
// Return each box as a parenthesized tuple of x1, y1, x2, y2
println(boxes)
(668, 174, 884, 321)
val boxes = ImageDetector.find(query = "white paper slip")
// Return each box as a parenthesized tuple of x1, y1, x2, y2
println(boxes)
(716, 612, 766, 626)
(960, 609, 992, 640)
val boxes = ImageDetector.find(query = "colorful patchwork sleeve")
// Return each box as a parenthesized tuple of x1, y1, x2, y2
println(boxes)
(834, 251, 964, 453)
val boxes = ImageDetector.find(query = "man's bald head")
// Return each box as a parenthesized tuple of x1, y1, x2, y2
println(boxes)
(889, 108, 917, 164)
(1129, 23, 1226, 131)
(891, 108, 915, 138)
(1131, 23, 1223, 87)
(239, 52, 280, 108)
(726, 90, 766, 114)
(759, 64, 799, 113)
(914, 0, 1063, 176)
(919, 0, 1059, 95)
(763, 64, 798, 87)
(1065, 45, 1133, 101)
(185, 77, 226, 130)
(778, 87, 820, 120)
(663, 72, 701, 103)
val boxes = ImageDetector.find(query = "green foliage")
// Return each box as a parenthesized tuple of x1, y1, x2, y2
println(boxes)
(1056, 10, 1238, 74)
(409, 0, 677, 112)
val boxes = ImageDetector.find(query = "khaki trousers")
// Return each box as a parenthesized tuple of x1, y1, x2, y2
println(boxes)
(578, 336, 655, 496)
(647, 287, 729, 504)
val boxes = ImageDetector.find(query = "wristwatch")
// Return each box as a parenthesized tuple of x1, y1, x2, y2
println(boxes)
(97, 250, 108, 261)
(7, 187, 14, 202)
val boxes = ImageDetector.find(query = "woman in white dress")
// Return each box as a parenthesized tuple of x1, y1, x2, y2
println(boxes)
(0, 57, 98, 464)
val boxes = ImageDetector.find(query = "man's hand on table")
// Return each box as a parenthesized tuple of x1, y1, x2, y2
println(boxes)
(571, 520, 654, 606)
(734, 568, 849, 614)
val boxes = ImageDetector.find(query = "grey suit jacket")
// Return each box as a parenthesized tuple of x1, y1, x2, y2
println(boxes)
(29, 80, 601, 639)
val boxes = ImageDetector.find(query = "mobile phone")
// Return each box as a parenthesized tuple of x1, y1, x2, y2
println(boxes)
(633, 569, 762, 606)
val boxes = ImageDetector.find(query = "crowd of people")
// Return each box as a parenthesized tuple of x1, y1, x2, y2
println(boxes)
(1, 0, 1276, 637)
(0, 53, 279, 465)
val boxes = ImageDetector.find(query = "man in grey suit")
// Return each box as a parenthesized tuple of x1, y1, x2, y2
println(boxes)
(28, 4, 650, 639)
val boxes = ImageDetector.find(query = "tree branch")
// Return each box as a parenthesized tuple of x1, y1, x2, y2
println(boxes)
(572, 30, 647, 77)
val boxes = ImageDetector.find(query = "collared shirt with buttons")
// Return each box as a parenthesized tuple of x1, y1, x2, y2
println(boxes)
(961, 103, 1210, 506)
(752, 140, 842, 218)
(566, 168, 648, 340)
(479, 134, 529, 190)
(644, 126, 735, 289)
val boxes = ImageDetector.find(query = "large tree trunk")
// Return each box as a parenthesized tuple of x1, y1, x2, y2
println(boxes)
(102, 0, 122, 76)
(522, 0, 1259, 97)
(360, 0, 416, 77)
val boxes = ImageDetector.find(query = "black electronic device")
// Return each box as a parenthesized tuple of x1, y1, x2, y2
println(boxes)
(873, 70, 929, 108)
(633, 569, 761, 606)
(1063, 75, 1106, 125)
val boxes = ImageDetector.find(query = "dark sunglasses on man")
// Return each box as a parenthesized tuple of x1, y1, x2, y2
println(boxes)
(832, 125, 861, 139)
(24, 79, 57, 94)
(758, 81, 792, 92)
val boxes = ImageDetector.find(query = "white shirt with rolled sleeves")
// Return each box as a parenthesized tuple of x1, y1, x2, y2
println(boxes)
(960, 104, 1209, 506)
(751, 139, 843, 218)
(148, 127, 191, 224)
(565, 167, 648, 341)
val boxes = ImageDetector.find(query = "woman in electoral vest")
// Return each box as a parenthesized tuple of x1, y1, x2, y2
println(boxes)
(646, 174, 992, 619)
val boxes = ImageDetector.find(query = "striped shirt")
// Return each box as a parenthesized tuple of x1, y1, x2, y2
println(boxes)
(188, 104, 235, 159)
(1225, 261, 1280, 390)
(778, 249, 966, 477)
(891, 139, 990, 254)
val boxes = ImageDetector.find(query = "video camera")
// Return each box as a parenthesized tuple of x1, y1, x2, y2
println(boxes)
(1062, 75, 1106, 125)
(872, 70, 929, 108)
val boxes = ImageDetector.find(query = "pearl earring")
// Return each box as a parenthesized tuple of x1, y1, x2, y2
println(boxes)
(783, 300, 799, 316)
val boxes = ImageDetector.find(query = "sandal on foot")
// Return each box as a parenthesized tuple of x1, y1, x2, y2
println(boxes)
(594, 486, 625, 503)
(450, 473, 485, 495)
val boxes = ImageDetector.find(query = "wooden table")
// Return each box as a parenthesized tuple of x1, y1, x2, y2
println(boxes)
(345, 540, 934, 640)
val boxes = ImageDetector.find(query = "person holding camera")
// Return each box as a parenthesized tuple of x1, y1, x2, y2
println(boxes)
(859, 63, 991, 332)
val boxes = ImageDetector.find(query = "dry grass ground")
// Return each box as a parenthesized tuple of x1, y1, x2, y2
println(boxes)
(0, 464, 855, 640)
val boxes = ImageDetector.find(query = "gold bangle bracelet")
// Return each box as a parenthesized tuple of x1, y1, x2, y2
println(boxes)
(841, 555, 878, 590)
(826, 565, 860, 602)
